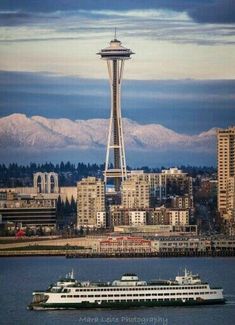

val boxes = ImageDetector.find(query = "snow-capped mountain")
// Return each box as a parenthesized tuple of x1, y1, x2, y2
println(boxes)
(0, 113, 216, 152)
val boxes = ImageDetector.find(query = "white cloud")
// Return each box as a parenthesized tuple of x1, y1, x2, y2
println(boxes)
(0, 8, 234, 79)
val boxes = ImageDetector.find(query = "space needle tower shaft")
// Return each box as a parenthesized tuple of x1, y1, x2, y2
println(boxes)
(97, 35, 134, 191)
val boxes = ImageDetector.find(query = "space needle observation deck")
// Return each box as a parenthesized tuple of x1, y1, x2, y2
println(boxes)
(97, 37, 134, 191)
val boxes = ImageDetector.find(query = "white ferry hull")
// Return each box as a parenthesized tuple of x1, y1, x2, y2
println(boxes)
(29, 298, 226, 310)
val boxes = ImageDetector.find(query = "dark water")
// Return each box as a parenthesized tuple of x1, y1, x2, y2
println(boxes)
(1, 257, 235, 325)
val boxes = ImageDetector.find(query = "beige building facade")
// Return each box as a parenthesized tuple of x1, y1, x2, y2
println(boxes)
(217, 127, 235, 220)
(77, 177, 105, 228)
(121, 177, 150, 209)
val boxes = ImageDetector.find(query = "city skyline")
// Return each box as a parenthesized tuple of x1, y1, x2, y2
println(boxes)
(0, 0, 235, 165)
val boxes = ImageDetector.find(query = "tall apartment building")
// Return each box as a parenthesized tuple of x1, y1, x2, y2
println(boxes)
(128, 168, 193, 207)
(121, 177, 150, 209)
(217, 127, 235, 220)
(77, 177, 105, 228)
(226, 176, 235, 220)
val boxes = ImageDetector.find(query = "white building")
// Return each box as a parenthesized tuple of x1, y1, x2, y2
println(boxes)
(168, 209, 189, 226)
(97, 212, 106, 228)
(128, 211, 147, 226)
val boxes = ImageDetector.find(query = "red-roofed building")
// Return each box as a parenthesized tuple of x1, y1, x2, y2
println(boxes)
(99, 236, 152, 254)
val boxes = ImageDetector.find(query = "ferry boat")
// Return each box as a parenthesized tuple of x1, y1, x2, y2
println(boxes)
(28, 269, 225, 310)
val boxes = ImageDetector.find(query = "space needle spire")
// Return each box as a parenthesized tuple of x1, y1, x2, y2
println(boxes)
(97, 35, 134, 191)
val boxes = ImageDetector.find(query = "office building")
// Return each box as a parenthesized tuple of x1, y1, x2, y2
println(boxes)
(0, 192, 56, 228)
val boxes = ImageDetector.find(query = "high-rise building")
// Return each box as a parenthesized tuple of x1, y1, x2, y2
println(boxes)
(97, 36, 134, 191)
(128, 168, 193, 207)
(226, 176, 235, 221)
(121, 178, 150, 209)
(77, 177, 105, 228)
(217, 126, 235, 219)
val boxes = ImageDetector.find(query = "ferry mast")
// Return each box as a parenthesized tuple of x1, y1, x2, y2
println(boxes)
(97, 36, 134, 191)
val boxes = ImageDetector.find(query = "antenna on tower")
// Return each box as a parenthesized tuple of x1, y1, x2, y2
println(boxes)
(114, 27, 117, 40)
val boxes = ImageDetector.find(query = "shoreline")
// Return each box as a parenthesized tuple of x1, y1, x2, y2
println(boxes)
(1, 251, 235, 258)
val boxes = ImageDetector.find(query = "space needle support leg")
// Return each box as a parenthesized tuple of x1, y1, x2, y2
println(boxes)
(118, 60, 127, 181)
(105, 60, 113, 184)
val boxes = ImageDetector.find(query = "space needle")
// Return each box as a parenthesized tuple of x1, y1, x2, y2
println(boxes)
(97, 33, 134, 191)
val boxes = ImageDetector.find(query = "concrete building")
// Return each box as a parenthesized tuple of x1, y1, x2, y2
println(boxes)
(121, 177, 150, 209)
(0, 192, 56, 228)
(171, 195, 192, 209)
(34, 172, 59, 194)
(128, 170, 166, 205)
(109, 206, 147, 227)
(129, 211, 146, 226)
(162, 168, 193, 202)
(0, 172, 77, 204)
(128, 168, 193, 207)
(77, 177, 105, 229)
(217, 126, 235, 219)
(148, 207, 169, 225)
(109, 205, 189, 228)
(226, 176, 235, 221)
(168, 209, 189, 226)
(96, 212, 106, 228)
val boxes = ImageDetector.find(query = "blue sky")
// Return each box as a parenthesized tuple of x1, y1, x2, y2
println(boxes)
(0, 0, 235, 164)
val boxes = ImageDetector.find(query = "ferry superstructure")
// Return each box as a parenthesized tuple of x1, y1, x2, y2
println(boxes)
(29, 269, 225, 310)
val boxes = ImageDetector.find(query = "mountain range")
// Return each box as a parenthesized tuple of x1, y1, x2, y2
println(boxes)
(0, 114, 216, 154)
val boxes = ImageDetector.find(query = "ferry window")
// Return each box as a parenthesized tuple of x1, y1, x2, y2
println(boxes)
(88, 295, 94, 297)
(171, 293, 175, 295)
(67, 295, 72, 298)
(74, 295, 79, 298)
(81, 295, 87, 298)
(158, 294, 163, 296)
(121, 294, 126, 297)
(61, 295, 66, 298)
